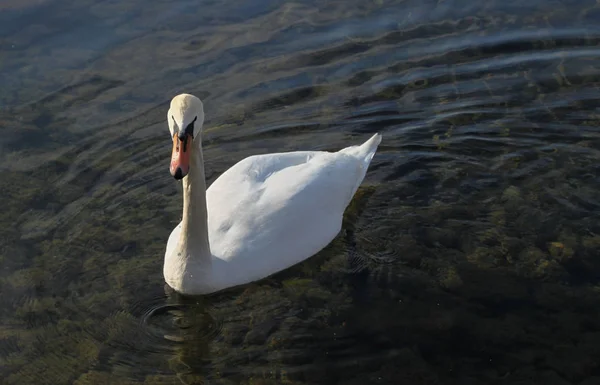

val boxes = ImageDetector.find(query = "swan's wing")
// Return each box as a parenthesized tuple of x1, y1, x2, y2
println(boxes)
(205, 149, 363, 281)
(206, 150, 322, 232)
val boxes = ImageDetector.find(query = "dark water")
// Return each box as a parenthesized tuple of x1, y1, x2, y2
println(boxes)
(2, 0, 600, 383)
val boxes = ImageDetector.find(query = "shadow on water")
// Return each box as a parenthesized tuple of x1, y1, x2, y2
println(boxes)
(2, 0, 600, 384)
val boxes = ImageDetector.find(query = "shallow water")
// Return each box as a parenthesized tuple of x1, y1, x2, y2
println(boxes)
(2, 0, 600, 384)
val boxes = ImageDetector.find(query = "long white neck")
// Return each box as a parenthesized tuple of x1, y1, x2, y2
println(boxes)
(177, 138, 212, 269)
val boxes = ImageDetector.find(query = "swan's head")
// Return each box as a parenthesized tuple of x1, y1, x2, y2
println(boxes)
(167, 93, 205, 180)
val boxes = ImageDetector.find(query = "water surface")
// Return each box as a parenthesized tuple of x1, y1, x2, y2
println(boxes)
(2, 0, 600, 384)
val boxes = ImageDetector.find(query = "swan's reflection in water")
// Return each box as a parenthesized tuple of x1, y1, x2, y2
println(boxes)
(134, 287, 220, 378)
(77, 286, 222, 382)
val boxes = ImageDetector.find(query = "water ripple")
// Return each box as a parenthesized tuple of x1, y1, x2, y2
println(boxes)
(3, 0, 600, 383)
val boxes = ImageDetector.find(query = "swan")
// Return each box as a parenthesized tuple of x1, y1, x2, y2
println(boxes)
(164, 93, 382, 295)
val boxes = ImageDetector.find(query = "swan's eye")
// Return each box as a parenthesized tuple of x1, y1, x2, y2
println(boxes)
(185, 116, 198, 138)
(171, 115, 178, 134)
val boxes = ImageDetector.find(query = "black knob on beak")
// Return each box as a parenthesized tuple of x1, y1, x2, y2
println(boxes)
(173, 167, 184, 180)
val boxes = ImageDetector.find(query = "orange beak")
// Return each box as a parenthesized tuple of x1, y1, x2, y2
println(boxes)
(170, 132, 192, 180)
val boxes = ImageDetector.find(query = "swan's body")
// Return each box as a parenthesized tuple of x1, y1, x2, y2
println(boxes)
(163, 94, 381, 295)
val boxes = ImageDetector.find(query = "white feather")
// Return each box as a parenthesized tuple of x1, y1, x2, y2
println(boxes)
(164, 94, 381, 294)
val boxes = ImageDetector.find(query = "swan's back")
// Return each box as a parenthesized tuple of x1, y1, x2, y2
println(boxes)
(205, 133, 382, 288)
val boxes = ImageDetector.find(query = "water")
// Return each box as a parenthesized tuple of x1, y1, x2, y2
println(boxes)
(2, 0, 600, 383)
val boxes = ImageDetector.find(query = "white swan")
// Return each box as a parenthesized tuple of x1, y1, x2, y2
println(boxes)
(164, 94, 382, 295)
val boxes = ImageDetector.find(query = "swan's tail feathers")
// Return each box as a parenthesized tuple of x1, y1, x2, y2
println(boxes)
(339, 133, 382, 204)
(341, 133, 382, 168)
